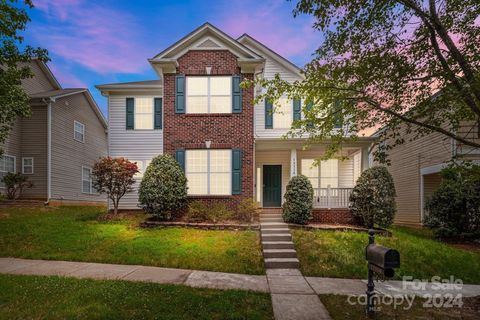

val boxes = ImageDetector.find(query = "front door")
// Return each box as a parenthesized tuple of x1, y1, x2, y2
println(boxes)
(263, 165, 282, 207)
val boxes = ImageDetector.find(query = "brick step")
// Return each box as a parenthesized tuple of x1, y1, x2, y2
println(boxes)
(261, 234, 292, 241)
(263, 249, 297, 259)
(261, 228, 290, 235)
(259, 217, 284, 223)
(262, 241, 295, 250)
(265, 258, 300, 269)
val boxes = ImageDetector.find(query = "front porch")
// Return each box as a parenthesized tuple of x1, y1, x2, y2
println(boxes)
(254, 139, 371, 210)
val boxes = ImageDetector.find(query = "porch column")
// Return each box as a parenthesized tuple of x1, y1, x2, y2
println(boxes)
(361, 145, 370, 171)
(290, 148, 297, 178)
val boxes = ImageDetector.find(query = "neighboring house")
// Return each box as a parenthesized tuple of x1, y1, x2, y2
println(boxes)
(371, 121, 480, 226)
(0, 59, 108, 205)
(97, 23, 373, 223)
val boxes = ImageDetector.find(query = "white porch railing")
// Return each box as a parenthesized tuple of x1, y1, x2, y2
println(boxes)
(313, 186, 353, 208)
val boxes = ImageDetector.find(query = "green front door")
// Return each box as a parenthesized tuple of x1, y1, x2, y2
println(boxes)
(263, 165, 282, 207)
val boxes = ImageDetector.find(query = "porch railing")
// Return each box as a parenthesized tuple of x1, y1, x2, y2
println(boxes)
(313, 187, 353, 208)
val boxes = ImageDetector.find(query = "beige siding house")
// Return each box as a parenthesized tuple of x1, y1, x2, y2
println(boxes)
(372, 122, 480, 226)
(0, 60, 108, 205)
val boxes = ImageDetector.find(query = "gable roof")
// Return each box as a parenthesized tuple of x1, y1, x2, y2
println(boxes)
(149, 23, 265, 74)
(35, 59, 62, 90)
(96, 80, 162, 93)
(237, 34, 303, 78)
(29, 88, 86, 99)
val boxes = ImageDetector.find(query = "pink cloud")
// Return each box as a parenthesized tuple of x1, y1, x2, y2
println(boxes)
(48, 63, 87, 88)
(31, 0, 149, 74)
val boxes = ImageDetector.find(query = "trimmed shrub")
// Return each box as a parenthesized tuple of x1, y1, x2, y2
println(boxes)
(185, 201, 233, 223)
(2, 172, 33, 200)
(424, 162, 480, 239)
(349, 166, 396, 228)
(234, 198, 259, 223)
(138, 154, 188, 220)
(185, 201, 209, 223)
(283, 175, 314, 225)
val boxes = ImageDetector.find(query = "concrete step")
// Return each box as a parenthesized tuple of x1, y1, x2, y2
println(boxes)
(260, 222, 287, 227)
(260, 217, 284, 223)
(263, 249, 297, 259)
(265, 258, 300, 269)
(262, 241, 295, 250)
(261, 228, 290, 235)
(261, 234, 292, 241)
(259, 213, 283, 218)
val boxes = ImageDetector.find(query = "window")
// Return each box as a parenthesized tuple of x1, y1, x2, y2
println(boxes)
(22, 158, 34, 174)
(74, 121, 85, 142)
(301, 159, 339, 188)
(186, 149, 231, 195)
(0, 155, 15, 188)
(273, 98, 293, 129)
(134, 97, 154, 129)
(82, 167, 93, 194)
(186, 76, 231, 113)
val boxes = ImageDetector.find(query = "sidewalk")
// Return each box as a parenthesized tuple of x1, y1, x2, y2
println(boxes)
(1, 257, 480, 298)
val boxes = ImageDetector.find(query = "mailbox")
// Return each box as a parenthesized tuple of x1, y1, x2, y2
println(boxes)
(366, 244, 400, 278)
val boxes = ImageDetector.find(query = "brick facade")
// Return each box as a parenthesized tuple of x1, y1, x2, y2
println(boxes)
(163, 50, 254, 208)
(311, 208, 360, 225)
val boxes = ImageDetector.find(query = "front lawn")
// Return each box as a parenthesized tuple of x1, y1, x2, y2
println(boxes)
(319, 294, 480, 319)
(0, 206, 264, 274)
(0, 274, 273, 319)
(292, 226, 480, 283)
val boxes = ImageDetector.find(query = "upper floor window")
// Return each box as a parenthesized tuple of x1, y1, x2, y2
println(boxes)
(301, 159, 339, 188)
(185, 149, 231, 195)
(22, 157, 34, 174)
(0, 155, 15, 188)
(126, 97, 162, 130)
(135, 98, 154, 129)
(74, 121, 85, 143)
(186, 76, 231, 114)
(273, 98, 293, 129)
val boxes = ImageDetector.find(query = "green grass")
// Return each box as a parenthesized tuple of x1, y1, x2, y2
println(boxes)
(0, 206, 264, 274)
(292, 226, 480, 283)
(319, 294, 480, 319)
(0, 274, 273, 319)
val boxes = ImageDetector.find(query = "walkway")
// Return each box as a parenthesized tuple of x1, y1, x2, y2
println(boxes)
(260, 208, 331, 320)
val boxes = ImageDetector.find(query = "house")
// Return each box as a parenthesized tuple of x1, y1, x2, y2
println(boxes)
(96, 23, 373, 223)
(0, 59, 108, 205)
(372, 121, 480, 226)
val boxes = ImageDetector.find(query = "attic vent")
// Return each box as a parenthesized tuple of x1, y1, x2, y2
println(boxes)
(197, 39, 221, 48)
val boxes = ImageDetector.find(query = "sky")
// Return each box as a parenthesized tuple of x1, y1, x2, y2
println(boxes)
(24, 0, 323, 116)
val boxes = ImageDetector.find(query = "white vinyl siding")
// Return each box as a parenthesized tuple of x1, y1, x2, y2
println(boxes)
(82, 166, 93, 194)
(186, 149, 231, 195)
(22, 157, 34, 174)
(273, 98, 293, 129)
(186, 76, 231, 114)
(134, 97, 154, 129)
(74, 120, 85, 143)
(0, 155, 16, 188)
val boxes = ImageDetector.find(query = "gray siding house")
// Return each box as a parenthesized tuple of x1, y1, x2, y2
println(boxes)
(0, 60, 108, 205)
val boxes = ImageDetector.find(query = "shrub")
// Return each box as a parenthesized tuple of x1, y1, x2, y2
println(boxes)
(234, 198, 259, 223)
(185, 201, 233, 223)
(283, 175, 314, 225)
(2, 172, 33, 200)
(138, 154, 188, 220)
(349, 166, 396, 228)
(424, 162, 480, 239)
(92, 157, 138, 214)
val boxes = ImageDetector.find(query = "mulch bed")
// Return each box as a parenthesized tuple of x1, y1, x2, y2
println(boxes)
(140, 220, 260, 230)
(289, 223, 391, 236)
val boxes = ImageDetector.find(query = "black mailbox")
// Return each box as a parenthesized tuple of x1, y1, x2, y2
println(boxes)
(366, 244, 400, 270)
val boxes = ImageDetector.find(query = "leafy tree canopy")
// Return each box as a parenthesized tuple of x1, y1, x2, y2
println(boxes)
(245, 0, 480, 162)
(1, 0, 48, 154)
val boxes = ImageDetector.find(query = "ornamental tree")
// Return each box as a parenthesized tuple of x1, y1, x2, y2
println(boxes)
(0, 0, 49, 155)
(92, 157, 138, 214)
(244, 0, 480, 162)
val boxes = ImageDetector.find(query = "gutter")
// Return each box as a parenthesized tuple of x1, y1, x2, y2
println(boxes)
(45, 100, 52, 205)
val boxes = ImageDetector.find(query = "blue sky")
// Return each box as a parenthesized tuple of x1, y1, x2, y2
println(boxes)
(25, 0, 322, 115)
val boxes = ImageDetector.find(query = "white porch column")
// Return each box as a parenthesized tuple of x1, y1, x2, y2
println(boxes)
(361, 145, 370, 171)
(290, 148, 297, 178)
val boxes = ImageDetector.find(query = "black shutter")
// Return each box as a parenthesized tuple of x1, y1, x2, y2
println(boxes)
(232, 149, 242, 194)
(126, 98, 134, 130)
(232, 76, 242, 113)
(265, 99, 273, 129)
(154, 98, 162, 129)
(175, 75, 185, 113)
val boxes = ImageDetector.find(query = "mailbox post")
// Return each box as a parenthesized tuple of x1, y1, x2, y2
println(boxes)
(365, 229, 400, 318)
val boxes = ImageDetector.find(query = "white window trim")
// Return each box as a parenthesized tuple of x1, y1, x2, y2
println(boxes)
(81, 166, 93, 194)
(132, 97, 154, 130)
(186, 76, 232, 114)
(0, 155, 16, 189)
(74, 120, 85, 143)
(186, 149, 232, 195)
(22, 157, 34, 174)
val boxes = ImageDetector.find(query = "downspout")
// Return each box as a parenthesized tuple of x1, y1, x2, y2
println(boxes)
(44, 100, 52, 205)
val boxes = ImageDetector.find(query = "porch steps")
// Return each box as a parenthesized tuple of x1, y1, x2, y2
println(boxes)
(259, 209, 300, 269)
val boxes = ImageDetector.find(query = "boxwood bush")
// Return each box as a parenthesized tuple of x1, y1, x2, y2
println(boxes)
(349, 166, 396, 228)
(138, 154, 188, 220)
(424, 162, 480, 239)
(283, 175, 313, 225)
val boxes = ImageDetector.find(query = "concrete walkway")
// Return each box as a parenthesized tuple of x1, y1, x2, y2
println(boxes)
(260, 209, 332, 320)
